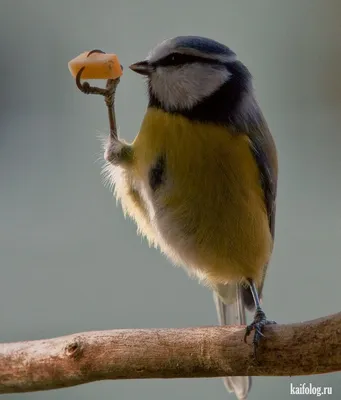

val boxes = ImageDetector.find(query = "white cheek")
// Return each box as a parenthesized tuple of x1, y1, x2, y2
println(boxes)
(151, 65, 230, 111)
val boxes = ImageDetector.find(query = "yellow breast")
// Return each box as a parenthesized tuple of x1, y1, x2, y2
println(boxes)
(127, 108, 272, 286)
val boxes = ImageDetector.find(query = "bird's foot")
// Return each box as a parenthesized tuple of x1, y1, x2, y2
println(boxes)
(75, 49, 123, 141)
(75, 49, 122, 100)
(244, 307, 276, 359)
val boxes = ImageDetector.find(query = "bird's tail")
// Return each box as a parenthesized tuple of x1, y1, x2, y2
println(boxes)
(213, 284, 251, 400)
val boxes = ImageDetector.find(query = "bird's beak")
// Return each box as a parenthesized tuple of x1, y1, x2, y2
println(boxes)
(129, 60, 152, 76)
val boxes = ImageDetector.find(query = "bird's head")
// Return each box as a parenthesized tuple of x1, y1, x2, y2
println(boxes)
(129, 36, 252, 114)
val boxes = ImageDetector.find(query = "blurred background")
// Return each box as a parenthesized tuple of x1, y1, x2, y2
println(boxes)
(1, 0, 341, 399)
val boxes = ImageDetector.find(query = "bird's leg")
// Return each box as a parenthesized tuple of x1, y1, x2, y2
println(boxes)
(244, 279, 276, 359)
(102, 77, 133, 165)
(75, 51, 132, 165)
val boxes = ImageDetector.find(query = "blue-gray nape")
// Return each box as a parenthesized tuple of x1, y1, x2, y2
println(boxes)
(173, 36, 236, 57)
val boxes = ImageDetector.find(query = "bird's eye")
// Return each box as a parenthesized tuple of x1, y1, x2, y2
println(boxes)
(157, 53, 200, 67)
(158, 53, 187, 67)
(168, 54, 183, 64)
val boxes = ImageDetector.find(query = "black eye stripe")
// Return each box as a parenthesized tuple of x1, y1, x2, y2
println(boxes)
(155, 53, 224, 67)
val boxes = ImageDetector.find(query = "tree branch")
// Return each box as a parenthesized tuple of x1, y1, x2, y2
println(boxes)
(1, 312, 341, 394)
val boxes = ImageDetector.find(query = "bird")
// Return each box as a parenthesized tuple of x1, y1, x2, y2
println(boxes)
(101, 36, 278, 400)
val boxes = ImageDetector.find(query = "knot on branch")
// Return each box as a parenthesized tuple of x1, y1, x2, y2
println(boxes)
(64, 337, 84, 360)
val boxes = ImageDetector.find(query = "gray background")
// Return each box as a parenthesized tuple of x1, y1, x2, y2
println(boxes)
(1, 0, 341, 399)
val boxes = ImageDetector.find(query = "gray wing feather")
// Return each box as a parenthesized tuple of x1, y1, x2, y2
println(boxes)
(236, 96, 278, 302)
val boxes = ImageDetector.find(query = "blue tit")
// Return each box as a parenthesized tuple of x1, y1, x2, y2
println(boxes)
(102, 36, 278, 400)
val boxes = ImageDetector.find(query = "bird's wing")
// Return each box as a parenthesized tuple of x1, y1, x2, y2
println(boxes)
(249, 124, 278, 240)
(245, 106, 278, 299)
(231, 95, 278, 306)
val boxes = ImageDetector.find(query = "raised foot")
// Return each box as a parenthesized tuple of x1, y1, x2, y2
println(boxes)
(244, 307, 276, 359)
(74, 49, 123, 141)
(75, 49, 121, 99)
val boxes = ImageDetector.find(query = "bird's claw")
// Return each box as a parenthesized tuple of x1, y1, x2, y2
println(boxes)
(87, 49, 106, 56)
(244, 308, 276, 360)
(74, 49, 122, 141)
(75, 49, 122, 98)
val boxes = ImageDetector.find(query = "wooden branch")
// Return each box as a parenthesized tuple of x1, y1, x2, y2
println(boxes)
(1, 312, 341, 394)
